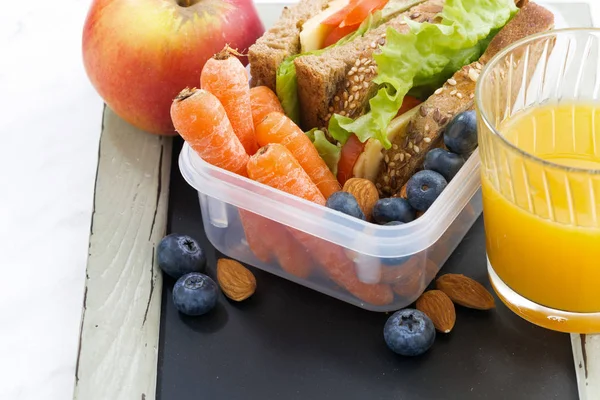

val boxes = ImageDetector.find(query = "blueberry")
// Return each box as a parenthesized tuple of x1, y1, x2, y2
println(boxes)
(172, 273, 218, 316)
(383, 309, 436, 356)
(423, 148, 465, 182)
(157, 233, 206, 279)
(326, 191, 366, 220)
(372, 198, 416, 225)
(444, 110, 478, 155)
(406, 170, 448, 211)
(385, 221, 404, 226)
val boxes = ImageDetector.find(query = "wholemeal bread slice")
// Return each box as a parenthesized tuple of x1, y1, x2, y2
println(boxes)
(294, 0, 443, 130)
(374, 2, 555, 197)
(248, 0, 331, 91)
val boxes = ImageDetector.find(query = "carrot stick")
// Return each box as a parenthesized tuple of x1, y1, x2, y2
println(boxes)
(239, 210, 274, 263)
(171, 88, 249, 176)
(290, 229, 394, 305)
(247, 143, 326, 205)
(240, 207, 313, 277)
(249, 86, 284, 128)
(247, 143, 392, 305)
(255, 112, 342, 199)
(271, 229, 313, 279)
(242, 212, 313, 278)
(200, 47, 258, 155)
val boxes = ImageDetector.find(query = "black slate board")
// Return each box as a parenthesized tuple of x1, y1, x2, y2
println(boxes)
(157, 137, 577, 400)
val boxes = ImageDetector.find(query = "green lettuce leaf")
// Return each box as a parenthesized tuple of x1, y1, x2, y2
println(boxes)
(305, 129, 342, 174)
(407, 29, 497, 99)
(276, 57, 302, 125)
(329, 0, 518, 149)
(328, 113, 355, 145)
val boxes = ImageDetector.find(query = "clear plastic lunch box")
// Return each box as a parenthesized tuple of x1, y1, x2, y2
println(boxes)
(178, 2, 567, 312)
(179, 143, 481, 311)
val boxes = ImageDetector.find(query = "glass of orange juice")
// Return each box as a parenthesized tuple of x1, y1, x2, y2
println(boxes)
(477, 28, 600, 333)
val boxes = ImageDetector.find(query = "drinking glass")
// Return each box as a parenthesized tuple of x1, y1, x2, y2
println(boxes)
(476, 28, 600, 333)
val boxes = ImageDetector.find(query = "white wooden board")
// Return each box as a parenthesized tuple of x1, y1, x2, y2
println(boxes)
(73, 107, 171, 400)
(573, 334, 600, 400)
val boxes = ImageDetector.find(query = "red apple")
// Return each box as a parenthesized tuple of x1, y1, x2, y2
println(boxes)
(82, 0, 264, 135)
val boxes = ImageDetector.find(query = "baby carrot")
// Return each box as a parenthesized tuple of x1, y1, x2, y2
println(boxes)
(247, 143, 326, 205)
(239, 210, 274, 263)
(290, 229, 394, 306)
(200, 47, 258, 155)
(171, 88, 249, 177)
(271, 230, 313, 279)
(253, 215, 313, 278)
(249, 86, 284, 128)
(240, 210, 313, 278)
(255, 112, 341, 199)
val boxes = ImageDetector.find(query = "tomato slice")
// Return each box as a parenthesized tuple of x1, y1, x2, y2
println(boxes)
(322, 0, 360, 26)
(321, 0, 389, 49)
(395, 95, 422, 117)
(337, 134, 366, 186)
(322, 24, 359, 48)
(340, 0, 389, 27)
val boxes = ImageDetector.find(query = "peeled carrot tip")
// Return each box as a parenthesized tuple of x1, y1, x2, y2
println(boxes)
(215, 44, 246, 60)
(264, 111, 283, 122)
(174, 87, 198, 102)
(257, 145, 270, 156)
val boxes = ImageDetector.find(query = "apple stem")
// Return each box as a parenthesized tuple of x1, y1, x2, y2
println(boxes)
(176, 0, 197, 7)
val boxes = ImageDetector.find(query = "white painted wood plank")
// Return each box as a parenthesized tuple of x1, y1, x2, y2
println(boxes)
(73, 107, 171, 400)
(572, 334, 600, 400)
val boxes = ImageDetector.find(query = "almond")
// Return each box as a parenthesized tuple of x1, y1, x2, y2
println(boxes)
(342, 178, 379, 220)
(416, 290, 456, 333)
(436, 274, 495, 310)
(217, 258, 256, 301)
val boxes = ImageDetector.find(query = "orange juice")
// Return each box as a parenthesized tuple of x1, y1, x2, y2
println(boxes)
(482, 102, 600, 332)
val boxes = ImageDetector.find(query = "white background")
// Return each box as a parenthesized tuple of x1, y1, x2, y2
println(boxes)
(0, 0, 102, 398)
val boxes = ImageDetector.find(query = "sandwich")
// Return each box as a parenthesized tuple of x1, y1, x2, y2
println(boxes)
(248, 0, 555, 196)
